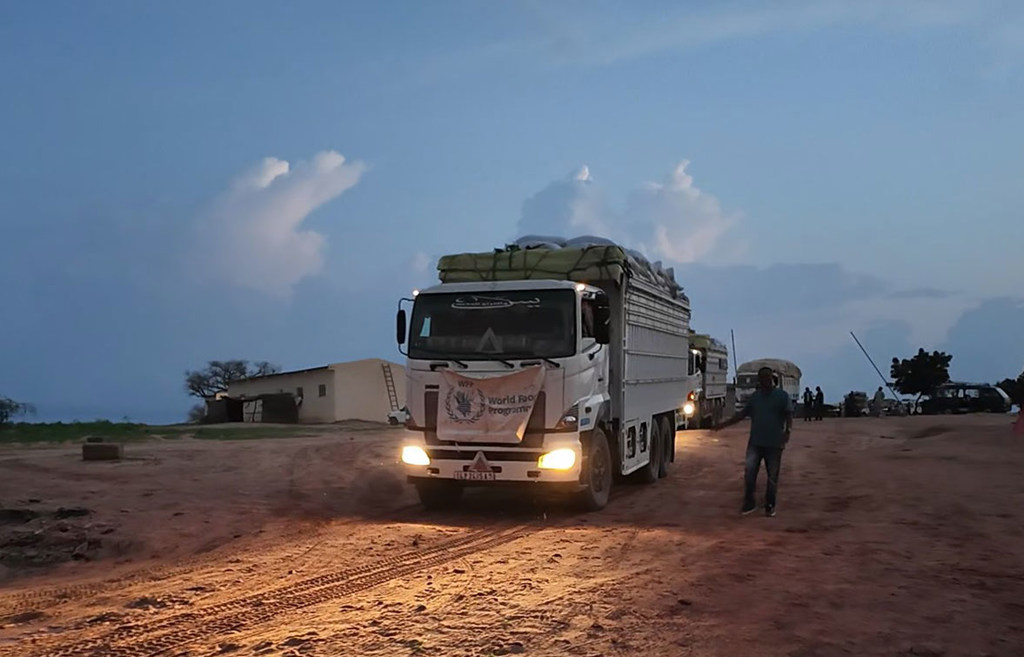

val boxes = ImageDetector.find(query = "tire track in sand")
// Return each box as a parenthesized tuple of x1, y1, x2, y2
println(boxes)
(26, 523, 537, 657)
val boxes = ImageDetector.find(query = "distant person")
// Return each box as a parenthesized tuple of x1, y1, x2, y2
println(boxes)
(802, 387, 814, 422)
(814, 386, 825, 421)
(713, 366, 793, 517)
(872, 387, 885, 417)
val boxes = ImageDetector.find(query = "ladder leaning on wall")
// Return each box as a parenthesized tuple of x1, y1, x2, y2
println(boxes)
(382, 362, 399, 411)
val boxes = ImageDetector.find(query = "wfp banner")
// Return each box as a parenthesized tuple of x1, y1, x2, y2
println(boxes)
(437, 366, 546, 443)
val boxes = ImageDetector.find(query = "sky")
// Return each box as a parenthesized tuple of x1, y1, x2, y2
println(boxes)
(1, 0, 1023, 423)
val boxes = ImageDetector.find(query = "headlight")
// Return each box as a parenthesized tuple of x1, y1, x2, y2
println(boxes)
(538, 448, 576, 470)
(401, 445, 430, 466)
(683, 402, 695, 416)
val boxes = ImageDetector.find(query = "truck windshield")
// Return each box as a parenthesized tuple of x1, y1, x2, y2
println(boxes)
(737, 374, 758, 387)
(409, 290, 575, 360)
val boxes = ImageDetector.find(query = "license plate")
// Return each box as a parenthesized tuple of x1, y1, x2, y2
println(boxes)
(454, 471, 496, 481)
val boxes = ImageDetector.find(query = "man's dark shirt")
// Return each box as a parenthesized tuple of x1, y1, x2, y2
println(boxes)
(743, 388, 793, 448)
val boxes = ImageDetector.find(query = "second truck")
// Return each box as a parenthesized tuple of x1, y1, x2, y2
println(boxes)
(396, 237, 700, 510)
(683, 333, 730, 428)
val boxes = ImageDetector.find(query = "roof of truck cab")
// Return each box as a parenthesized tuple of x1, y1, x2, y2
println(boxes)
(418, 280, 599, 295)
(690, 333, 728, 351)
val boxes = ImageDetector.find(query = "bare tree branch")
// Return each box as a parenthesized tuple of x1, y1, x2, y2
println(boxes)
(184, 360, 282, 399)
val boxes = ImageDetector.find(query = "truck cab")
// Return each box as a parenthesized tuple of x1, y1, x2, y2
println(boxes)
(684, 334, 729, 428)
(397, 280, 616, 509)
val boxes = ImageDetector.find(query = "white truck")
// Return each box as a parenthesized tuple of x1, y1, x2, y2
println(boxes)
(734, 358, 802, 411)
(684, 333, 730, 428)
(395, 237, 698, 510)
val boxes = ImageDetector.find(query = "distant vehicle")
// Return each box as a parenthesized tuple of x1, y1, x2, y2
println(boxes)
(387, 407, 410, 425)
(684, 333, 729, 428)
(735, 359, 801, 412)
(843, 391, 869, 417)
(919, 382, 1013, 415)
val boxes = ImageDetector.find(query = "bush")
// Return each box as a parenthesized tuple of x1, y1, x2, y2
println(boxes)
(0, 397, 36, 427)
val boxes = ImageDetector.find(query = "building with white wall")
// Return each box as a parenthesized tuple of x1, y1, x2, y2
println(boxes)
(227, 358, 405, 424)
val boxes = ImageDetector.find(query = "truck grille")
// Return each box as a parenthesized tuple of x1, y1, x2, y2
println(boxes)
(424, 448, 541, 462)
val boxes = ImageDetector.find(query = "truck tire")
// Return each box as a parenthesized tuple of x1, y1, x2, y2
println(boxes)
(415, 480, 463, 510)
(658, 417, 673, 478)
(632, 420, 662, 484)
(579, 427, 613, 511)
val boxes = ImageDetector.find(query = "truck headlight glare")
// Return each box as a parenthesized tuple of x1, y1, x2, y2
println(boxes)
(401, 445, 430, 466)
(683, 402, 695, 416)
(538, 448, 576, 470)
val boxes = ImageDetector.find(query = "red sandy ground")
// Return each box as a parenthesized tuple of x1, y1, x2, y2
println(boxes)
(1, 415, 1022, 656)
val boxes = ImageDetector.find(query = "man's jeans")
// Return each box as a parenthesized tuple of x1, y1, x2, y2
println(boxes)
(745, 444, 783, 508)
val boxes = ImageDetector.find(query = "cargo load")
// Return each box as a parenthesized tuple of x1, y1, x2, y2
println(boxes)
(437, 237, 689, 303)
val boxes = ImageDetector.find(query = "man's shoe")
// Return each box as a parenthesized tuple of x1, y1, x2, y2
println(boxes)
(741, 502, 757, 515)
(765, 505, 776, 518)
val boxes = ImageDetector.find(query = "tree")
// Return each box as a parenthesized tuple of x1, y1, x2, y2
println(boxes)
(184, 360, 281, 399)
(0, 397, 36, 427)
(186, 403, 207, 424)
(890, 348, 952, 399)
(997, 371, 1024, 405)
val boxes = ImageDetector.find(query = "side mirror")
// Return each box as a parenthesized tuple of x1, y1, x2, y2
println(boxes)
(396, 309, 407, 345)
(594, 305, 611, 345)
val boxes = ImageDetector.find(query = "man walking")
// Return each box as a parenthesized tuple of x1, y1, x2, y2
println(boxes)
(803, 387, 814, 421)
(814, 386, 825, 421)
(872, 386, 885, 417)
(714, 366, 793, 517)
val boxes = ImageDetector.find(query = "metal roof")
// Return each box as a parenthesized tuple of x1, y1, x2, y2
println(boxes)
(231, 365, 330, 383)
(231, 358, 402, 384)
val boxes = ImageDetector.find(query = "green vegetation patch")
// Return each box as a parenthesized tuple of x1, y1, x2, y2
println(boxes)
(0, 421, 191, 444)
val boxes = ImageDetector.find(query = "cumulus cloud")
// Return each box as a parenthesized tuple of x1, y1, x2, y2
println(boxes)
(518, 165, 609, 237)
(194, 151, 365, 297)
(410, 251, 434, 274)
(626, 161, 741, 263)
(517, 161, 738, 263)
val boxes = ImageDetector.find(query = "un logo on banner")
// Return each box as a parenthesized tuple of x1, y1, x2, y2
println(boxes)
(445, 382, 486, 424)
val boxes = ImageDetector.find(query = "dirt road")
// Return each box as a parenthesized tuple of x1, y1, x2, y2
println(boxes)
(2, 416, 1023, 656)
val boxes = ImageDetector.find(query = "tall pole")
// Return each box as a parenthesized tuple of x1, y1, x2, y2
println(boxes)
(730, 329, 739, 384)
(850, 331, 900, 400)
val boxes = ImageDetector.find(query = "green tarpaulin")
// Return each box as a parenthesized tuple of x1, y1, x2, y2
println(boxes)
(437, 245, 628, 285)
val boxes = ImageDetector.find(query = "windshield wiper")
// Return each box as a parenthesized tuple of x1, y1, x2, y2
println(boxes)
(496, 359, 515, 368)
(516, 357, 562, 368)
(410, 347, 468, 369)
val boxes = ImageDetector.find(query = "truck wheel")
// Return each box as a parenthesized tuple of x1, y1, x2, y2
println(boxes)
(579, 427, 612, 511)
(415, 480, 463, 510)
(658, 417, 673, 478)
(633, 420, 661, 484)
